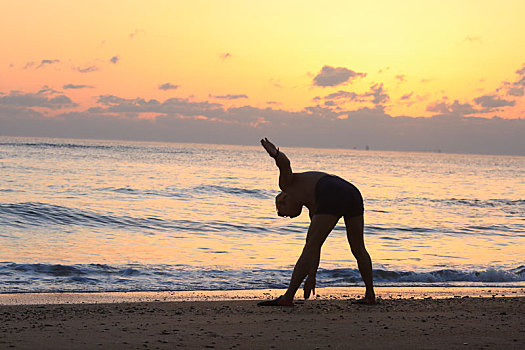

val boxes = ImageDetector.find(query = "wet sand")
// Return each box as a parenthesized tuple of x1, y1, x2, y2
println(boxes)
(1, 294, 523, 349)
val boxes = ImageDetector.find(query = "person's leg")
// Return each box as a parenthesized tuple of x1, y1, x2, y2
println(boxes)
(344, 214, 376, 304)
(281, 214, 339, 301)
(258, 214, 339, 306)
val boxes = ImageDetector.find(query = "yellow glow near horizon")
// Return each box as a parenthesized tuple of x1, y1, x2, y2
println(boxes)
(1, 0, 524, 118)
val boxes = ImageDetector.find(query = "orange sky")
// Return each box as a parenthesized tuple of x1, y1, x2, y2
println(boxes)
(0, 0, 524, 156)
(1, 0, 524, 120)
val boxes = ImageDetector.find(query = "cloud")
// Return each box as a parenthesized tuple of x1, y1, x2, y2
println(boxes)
(220, 53, 231, 60)
(3, 61, 525, 155)
(269, 78, 282, 88)
(516, 64, 525, 76)
(324, 90, 359, 101)
(110, 56, 119, 64)
(318, 84, 390, 108)
(96, 95, 132, 106)
(210, 94, 248, 100)
(474, 95, 515, 109)
(506, 86, 524, 97)
(63, 84, 94, 90)
(313, 65, 367, 87)
(464, 36, 482, 44)
(427, 100, 478, 115)
(23, 62, 36, 69)
(400, 92, 413, 100)
(37, 59, 60, 68)
(1, 94, 523, 155)
(129, 29, 145, 39)
(38, 86, 61, 95)
(426, 101, 450, 114)
(367, 83, 389, 105)
(76, 65, 99, 73)
(22, 60, 60, 69)
(92, 95, 223, 118)
(449, 100, 478, 115)
(502, 64, 525, 96)
(398, 92, 427, 108)
(428, 87, 516, 116)
(438, 63, 522, 114)
(158, 83, 179, 91)
(0, 89, 76, 110)
(395, 75, 406, 82)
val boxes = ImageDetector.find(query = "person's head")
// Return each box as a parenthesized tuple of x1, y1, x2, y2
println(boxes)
(275, 192, 302, 218)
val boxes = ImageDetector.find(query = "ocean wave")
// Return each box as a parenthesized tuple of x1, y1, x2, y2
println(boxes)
(367, 226, 436, 234)
(429, 198, 525, 213)
(2, 201, 520, 239)
(1, 263, 523, 293)
(0, 202, 279, 234)
(371, 197, 525, 209)
(442, 198, 525, 207)
(95, 186, 187, 198)
(192, 185, 273, 199)
(0, 140, 193, 155)
(459, 224, 525, 235)
(324, 268, 525, 284)
(0, 141, 115, 150)
(0, 202, 172, 230)
(95, 184, 272, 199)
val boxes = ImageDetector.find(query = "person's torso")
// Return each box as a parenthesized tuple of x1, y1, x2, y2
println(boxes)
(286, 171, 328, 210)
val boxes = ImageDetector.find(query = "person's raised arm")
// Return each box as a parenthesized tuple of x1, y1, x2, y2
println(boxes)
(260, 138, 293, 190)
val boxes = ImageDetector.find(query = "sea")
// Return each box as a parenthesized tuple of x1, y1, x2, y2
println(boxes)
(0, 136, 524, 294)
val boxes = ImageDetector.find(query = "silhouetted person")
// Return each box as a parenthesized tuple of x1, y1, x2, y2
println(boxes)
(258, 138, 376, 306)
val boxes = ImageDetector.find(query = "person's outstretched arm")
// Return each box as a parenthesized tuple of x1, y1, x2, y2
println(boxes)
(260, 138, 293, 190)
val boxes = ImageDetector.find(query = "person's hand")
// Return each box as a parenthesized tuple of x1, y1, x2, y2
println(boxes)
(303, 274, 316, 299)
(260, 138, 279, 158)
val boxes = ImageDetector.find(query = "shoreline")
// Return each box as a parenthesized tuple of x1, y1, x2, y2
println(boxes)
(1, 295, 523, 349)
(1, 286, 524, 305)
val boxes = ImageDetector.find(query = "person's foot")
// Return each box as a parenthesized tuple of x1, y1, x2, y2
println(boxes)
(257, 296, 294, 307)
(351, 297, 377, 305)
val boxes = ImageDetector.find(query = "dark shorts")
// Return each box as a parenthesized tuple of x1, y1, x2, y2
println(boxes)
(314, 175, 364, 218)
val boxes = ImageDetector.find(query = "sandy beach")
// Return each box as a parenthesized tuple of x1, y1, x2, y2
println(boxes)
(1, 291, 523, 349)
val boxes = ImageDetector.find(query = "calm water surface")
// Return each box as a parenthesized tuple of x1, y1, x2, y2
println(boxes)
(0, 137, 523, 292)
